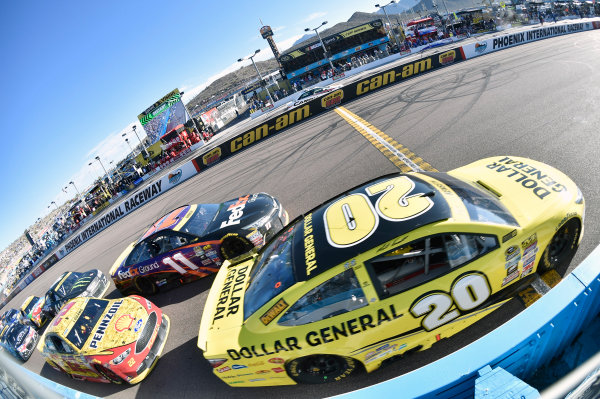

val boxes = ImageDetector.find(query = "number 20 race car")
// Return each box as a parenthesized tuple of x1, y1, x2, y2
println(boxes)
(110, 193, 288, 295)
(38, 296, 170, 384)
(197, 156, 584, 387)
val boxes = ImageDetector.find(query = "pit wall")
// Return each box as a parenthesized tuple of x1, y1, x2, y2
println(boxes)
(3, 19, 598, 311)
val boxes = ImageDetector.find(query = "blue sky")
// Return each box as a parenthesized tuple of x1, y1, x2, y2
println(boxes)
(0, 0, 388, 252)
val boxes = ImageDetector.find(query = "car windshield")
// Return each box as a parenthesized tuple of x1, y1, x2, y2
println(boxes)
(429, 173, 519, 226)
(22, 298, 39, 315)
(5, 325, 26, 347)
(244, 225, 297, 320)
(182, 204, 220, 236)
(48, 272, 85, 299)
(65, 299, 108, 349)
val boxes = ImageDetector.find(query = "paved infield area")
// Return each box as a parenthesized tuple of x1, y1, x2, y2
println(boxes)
(6, 29, 600, 398)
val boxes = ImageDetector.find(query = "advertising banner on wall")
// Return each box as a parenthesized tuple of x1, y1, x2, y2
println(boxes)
(138, 89, 191, 145)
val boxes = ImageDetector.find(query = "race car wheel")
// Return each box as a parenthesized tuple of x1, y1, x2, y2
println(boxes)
(134, 277, 158, 296)
(220, 234, 253, 260)
(538, 218, 581, 276)
(95, 365, 124, 384)
(285, 354, 360, 384)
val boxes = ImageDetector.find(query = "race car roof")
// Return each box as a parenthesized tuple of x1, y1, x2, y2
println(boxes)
(290, 173, 451, 281)
(140, 205, 195, 240)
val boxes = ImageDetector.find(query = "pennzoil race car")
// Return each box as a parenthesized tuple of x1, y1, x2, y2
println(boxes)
(0, 321, 39, 361)
(41, 270, 110, 320)
(37, 296, 170, 384)
(198, 156, 584, 387)
(20, 296, 48, 329)
(109, 193, 288, 295)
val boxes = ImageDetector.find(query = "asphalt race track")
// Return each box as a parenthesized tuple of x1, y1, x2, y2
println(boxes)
(6, 29, 600, 398)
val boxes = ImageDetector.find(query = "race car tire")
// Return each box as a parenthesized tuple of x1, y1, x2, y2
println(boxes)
(95, 365, 125, 384)
(538, 218, 581, 276)
(285, 354, 361, 384)
(220, 234, 253, 260)
(133, 277, 158, 296)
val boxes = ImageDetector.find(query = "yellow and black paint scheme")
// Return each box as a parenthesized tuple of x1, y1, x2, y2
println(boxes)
(198, 156, 584, 387)
(19, 295, 48, 329)
(37, 296, 170, 384)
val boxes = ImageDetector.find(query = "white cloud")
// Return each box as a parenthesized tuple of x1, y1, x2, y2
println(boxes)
(303, 11, 327, 23)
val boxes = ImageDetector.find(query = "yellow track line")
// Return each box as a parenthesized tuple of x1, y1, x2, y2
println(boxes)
(334, 106, 438, 173)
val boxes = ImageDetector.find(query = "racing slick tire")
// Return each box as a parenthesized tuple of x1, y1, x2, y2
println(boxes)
(538, 218, 581, 276)
(220, 234, 253, 260)
(285, 354, 361, 384)
(95, 365, 125, 384)
(133, 276, 158, 296)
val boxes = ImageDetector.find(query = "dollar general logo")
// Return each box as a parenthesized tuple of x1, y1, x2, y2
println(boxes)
(439, 50, 456, 66)
(203, 147, 222, 166)
(321, 90, 344, 109)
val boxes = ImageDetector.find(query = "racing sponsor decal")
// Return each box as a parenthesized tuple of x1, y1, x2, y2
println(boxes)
(217, 366, 231, 373)
(556, 212, 577, 231)
(134, 318, 143, 332)
(271, 367, 285, 373)
(232, 364, 247, 369)
(505, 254, 521, 269)
(212, 265, 248, 323)
(486, 157, 566, 199)
(268, 357, 284, 364)
(505, 246, 520, 261)
(128, 358, 136, 367)
(220, 195, 251, 228)
(439, 50, 456, 65)
(230, 106, 310, 154)
(90, 299, 123, 349)
(123, 181, 163, 212)
(475, 42, 487, 53)
(249, 378, 266, 382)
(502, 269, 520, 287)
(203, 147, 222, 166)
(168, 169, 183, 185)
(227, 304, 402, 360)
(303, 213, 318, 276)
(260, 299, 288, 326)
(364, 343, 407, 364)
(115, 314, 135, 332)
(118, 261, 160, 280)
(521, 260, 535, 278)
(256, 370, 270, 374)
(64, 205, 127, 252)
(246, 229, 264, 247)
(521, 233, 538, 254)
(321, 90, 344, 109)
(502, 229, 517, 243)
(193, 246, 205, 256)
(356, 58, 434, 96)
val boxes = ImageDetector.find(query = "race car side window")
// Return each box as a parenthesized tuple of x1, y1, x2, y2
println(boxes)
(46, 335, 73, 354)
(368, 234, 498, 298)
(278, 269, 367, 326)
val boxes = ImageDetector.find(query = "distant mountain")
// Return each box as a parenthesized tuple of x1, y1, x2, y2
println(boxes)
(374, 0, 421, 14)
(291, 33, 315, 47)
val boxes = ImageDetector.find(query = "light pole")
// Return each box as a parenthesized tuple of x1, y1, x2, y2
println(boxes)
(124, 137, 134, 153)
(179, 91, 205, 141)
(94, 156, 113, 184)
(376, 2, 402, 48)
(130, 125, 148, 158)
(70, 181, 92, 212)
(49, 201, 59, 212)
(238, 49, 275, 106)
(305, 21, 336, 74)
(88, 161, 100, 181)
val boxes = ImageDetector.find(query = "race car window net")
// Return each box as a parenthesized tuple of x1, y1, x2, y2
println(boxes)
(65, 299, 108, 350)
(278, 268, 367, 326)
(368, 233, 498, 298)
(181, 203, 220, 236)
(422, 173, 519, 227)
(244, 225, 297, 320)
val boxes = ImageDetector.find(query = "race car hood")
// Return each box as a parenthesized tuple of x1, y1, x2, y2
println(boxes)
(48, 297, 154, 354)
(206, 193, 279, 236)
(447, 156, 582, 226)
(80, 298, 152, 353)
(198, 258, 253, 353)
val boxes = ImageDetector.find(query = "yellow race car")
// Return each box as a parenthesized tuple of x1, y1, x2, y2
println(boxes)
(38, 295, 170, 384)
(197, 156, 584, 387)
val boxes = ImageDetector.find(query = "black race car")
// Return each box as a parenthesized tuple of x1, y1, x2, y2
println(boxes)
(109, 193, 289, 295)
(0, 322, 38, 361)
(40, 269, 110, 320)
